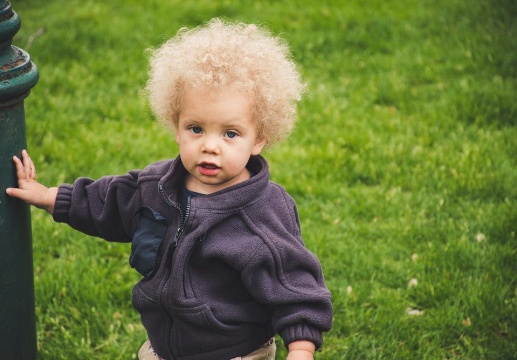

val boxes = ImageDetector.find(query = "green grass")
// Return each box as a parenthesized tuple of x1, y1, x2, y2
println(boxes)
(12, 0, 517, 358)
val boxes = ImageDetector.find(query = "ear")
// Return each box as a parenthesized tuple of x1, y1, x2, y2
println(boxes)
(251, 137, 267, 156)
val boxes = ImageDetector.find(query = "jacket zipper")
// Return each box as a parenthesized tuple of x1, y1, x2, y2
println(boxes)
(158, 184, 186, 264)
(159, 184, 191, 359)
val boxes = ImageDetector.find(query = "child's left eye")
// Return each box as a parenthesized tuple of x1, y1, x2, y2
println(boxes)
(225, 131, 238, 138)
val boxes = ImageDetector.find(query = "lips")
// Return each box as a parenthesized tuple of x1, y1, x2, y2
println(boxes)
(198, 162, 220, 176)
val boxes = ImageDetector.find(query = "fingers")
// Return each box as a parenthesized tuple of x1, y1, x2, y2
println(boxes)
(11, 154, 26, 182)
(24, 150, 37, 180)
(13, 149, 36, 182)
(6, 149, 36, 199)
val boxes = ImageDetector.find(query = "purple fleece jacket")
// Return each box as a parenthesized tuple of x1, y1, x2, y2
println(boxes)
(53, 155, 333, 360)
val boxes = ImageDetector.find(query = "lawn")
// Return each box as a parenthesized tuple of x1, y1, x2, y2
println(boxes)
(11, 0, 517, 358)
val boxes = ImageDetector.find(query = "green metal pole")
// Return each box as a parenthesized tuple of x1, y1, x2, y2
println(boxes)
(0, 1, 38, 358)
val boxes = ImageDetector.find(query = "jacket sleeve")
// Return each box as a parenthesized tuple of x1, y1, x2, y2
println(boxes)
(52, 170, 142, 243)
(240, 188, 333, 349)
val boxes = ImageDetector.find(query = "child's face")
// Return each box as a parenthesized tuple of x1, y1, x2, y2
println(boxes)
(175, 87, 266, 194)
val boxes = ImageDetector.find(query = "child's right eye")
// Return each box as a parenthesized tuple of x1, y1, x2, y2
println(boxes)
(190, 126, 202, 134)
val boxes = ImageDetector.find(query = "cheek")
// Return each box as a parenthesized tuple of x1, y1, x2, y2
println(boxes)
(177, 139, 193, 160)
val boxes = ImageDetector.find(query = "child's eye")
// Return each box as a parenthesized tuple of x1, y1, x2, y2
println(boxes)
(190, 126, 202, 134)
(225, 131, 238, 139)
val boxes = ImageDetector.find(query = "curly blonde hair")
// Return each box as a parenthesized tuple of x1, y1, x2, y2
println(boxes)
(145, 18, 305, 146)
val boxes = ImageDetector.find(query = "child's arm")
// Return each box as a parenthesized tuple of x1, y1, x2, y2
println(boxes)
(5, 150, 58, 214)
(287, 340, 316, 359)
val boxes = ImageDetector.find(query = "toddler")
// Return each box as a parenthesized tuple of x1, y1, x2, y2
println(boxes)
(6, 18, 333, 360)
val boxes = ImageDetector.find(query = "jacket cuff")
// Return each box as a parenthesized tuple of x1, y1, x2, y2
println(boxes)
(52, 184, 73, 223)
(279, 323, 323, 350)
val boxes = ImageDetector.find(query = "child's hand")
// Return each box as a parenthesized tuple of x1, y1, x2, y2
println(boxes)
(286, 350, 314, 360)
(287, 340, 315, 360)
(5, 150, 58, 214)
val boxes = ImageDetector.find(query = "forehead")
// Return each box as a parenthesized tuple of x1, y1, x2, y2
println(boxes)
(179, 86, 254, 123)
(182, 86, 251, 108)
(183, 83, 251, 101)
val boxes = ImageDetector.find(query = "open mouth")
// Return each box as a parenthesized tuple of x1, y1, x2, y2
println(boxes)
(198, 162, 220, 176)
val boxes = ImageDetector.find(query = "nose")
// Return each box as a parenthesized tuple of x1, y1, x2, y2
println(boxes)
(201, 134, 220, 154)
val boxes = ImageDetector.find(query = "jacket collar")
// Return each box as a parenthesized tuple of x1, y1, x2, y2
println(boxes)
(158, 155, 270, 211)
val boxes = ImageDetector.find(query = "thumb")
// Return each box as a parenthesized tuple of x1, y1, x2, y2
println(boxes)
(6, 187, 26, 200)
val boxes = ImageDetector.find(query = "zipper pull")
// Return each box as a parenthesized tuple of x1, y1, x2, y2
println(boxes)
(165, 227, 182, 263)
(173, 227, 183, 247)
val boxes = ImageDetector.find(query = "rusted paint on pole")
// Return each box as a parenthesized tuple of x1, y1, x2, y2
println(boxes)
(0, 1, 39, 358)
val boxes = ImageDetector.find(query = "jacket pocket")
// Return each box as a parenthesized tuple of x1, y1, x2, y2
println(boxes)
(130, 207, 167, 277)
(174, 303, 241, 334)
(132, 286, 172, 359)
(171, 304, 244, 356)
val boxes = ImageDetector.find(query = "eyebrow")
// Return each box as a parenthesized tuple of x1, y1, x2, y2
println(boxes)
(181, 116, 249, 129)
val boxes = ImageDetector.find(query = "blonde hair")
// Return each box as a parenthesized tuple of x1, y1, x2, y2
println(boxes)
(145, 18, 305, 146)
